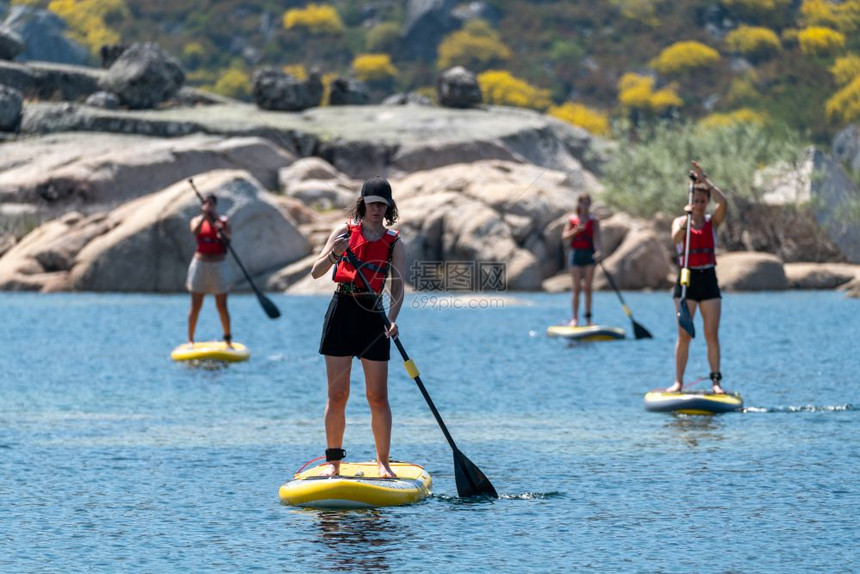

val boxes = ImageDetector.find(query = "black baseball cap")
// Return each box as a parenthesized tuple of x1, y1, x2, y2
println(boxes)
(360, 176, 392, 206)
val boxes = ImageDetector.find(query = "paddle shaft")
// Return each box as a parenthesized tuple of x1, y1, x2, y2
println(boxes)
(598, 259, 652, 339)
(342, 248, 462, 452)
(188, 179, 280, 319)
(680, 179, 694, 300)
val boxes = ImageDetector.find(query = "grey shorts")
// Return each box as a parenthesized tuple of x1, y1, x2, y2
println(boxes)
(186, 257, 233, 294)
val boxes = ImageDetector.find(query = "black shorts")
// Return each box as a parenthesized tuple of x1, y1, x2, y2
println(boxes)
(319, 293, 390, 361)
(673, 267, 722, 302)
(569, 248, 595, 267)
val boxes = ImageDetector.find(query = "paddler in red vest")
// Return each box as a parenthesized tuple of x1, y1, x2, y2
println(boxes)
(310, 176, 405, 479)
(186, 193, 233, 347)
(561, 193, 602, 326)
(667, 161, 728, 394)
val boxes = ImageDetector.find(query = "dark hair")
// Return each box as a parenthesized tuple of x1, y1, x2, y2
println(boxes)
(348, 197, 399, 226)
(204, 193, 218, 205)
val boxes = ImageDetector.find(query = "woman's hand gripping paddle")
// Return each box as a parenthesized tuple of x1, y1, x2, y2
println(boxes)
(342, 247, 498, 499)
(597, 260, 652, 339)
(677, 174, 695, 338)
(188, 178, 281, 319)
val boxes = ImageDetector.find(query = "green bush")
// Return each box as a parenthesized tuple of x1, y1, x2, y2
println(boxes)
(601, 122, 805, 217)
(365, 22, 401, 53)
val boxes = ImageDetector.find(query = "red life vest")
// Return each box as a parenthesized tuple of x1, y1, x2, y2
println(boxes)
(333, 222, 399, 293)
(678, 218, 717, 268)
(569, 215, 595, 250)
(196, 217, 227, 255)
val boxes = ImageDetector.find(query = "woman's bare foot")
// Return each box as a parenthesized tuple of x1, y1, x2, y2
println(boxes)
(665, 382, 683, 393)
(378, 461, 396, 479)
(568, 318, 579, 327)
(712, 382, 726, 395)
(319, 462, 340, 477)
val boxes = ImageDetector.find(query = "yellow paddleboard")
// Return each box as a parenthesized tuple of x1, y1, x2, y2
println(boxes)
(279, 461, 432, 509)
(170, 341, 250, 362)
(643, 390, 743, 415)
(546, 324, 625, 341)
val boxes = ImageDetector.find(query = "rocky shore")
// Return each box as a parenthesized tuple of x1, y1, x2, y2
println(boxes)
(2, 56, 860, 298)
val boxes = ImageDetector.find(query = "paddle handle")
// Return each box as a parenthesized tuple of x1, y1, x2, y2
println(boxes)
(680, 177, 695, 293)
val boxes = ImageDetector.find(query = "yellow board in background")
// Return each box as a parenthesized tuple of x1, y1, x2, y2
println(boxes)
(643, 390, 743, 414)
(279, 461, 432, 509)
(170, 341, 250, 362)
(546, 324, 626, 341)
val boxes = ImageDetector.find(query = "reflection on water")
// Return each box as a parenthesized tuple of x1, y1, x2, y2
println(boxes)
(308, 509, 399, 571)
(665, 415, 725, 447)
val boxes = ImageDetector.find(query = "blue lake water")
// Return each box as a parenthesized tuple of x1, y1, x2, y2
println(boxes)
(1, 290, 858, 572)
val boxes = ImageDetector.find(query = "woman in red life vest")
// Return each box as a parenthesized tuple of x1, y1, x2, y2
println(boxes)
(186, 193, 233, 347)
(561, 193, 602, 326)
(667, 161, 728, 394)
(310, 177, 405, 479)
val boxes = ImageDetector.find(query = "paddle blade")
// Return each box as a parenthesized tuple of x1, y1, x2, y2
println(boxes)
(632, 319, 653, 340)
(677, 298, 695, 338)
(453, 449, 498, 498)
(258, 293, 281, 319)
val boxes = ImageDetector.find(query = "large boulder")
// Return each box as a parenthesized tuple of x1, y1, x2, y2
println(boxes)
(394, 160, 598, 290)
(0, 60, 102, 101)
(0, 25, 23, 60)
(832, 124, 860, 176)
(328, 77, 370, 106)
(278, 157, 357, 210)
(0, 84, 22, 131)
(595, 227, 672, 290)
(0, 170, 310, 292)
(2, 5, 89, 65)
(99, 43, 185, 109)
(437, 66, 482, 109)
(784, 262, 859, 289)
(252, 67, 321, 111)
(717, 252, 788, 291)
(0, 134, 297, 211)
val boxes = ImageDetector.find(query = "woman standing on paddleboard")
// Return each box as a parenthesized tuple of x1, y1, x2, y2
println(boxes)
(310, 176, 405, 479)
(186, 193, 233, 347)
(562, 193, 602, 326)
(667, 161, 727, 394)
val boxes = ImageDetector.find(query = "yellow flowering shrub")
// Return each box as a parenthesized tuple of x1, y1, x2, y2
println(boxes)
(699, 108, 767, 128)
(650, 41, 721, 75)
(283, 3, 344, 35)
(617, 73, 682, 113)
(213, 68, 250, 99)
(825, 76, 860, 124)
(477, 70, 552, 111)
(437, 20, 511, 71)
(548, 102, 610, 136)
(724, 26, 781, 59)
(724, 74, 761, 106)
(801, 0, 859, 33)
(352, 53, 397, 82)
(797, 26, 845, 56)
(48, 0, 128, 55)
(830, 55, 860, 87)
(11, 0, 46, 6)
(282, 64, 308, 81)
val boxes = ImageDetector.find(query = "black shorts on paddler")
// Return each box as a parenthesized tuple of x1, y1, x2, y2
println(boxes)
(673, 267, 722, 302)
(569, 248, 596, 267)
(319, 292, 390, 361)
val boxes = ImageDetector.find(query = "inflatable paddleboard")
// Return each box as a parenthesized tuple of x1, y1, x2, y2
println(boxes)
(279, 461, 432, 508)
(170, 341, 250, 363)
(546, 324, 625, 341)
(644, 390, 743, 415)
